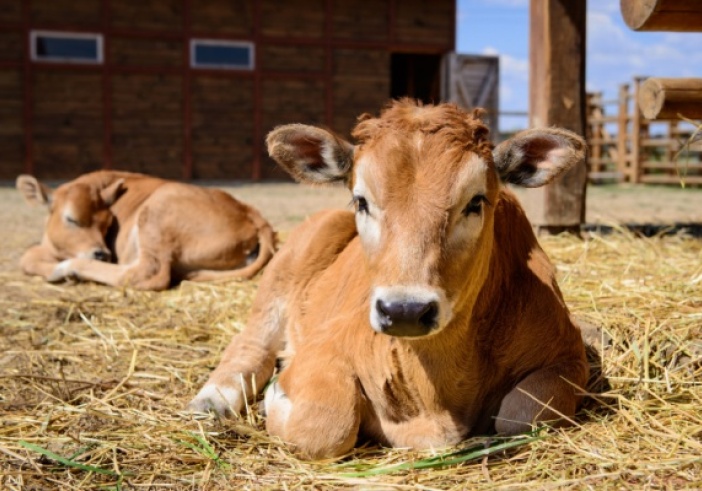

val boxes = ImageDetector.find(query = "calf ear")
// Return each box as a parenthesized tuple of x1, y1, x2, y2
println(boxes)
(100, 178, 125, 206)
(266, 124, 354, 184)
(493, 127, 586, 188)
(16, 175, 52, 207)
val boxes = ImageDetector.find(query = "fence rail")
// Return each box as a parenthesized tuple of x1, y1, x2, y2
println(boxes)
(587, 77, 702, 185)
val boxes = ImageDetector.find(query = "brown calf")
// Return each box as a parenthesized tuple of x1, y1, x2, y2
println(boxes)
(189, 100, 589, 459)
(17, 171, 275, 290)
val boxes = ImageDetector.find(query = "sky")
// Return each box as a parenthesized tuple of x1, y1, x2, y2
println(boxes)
(456, 0, 702, 131)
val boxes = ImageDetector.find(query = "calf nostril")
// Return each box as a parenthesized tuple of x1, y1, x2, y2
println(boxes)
(376, 299, 439, 328)
(419, 301, 439, 328)
(93, 249, 111, 262)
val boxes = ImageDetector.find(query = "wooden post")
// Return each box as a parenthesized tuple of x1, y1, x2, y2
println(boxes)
(630, 77, 644, 183)
(621, 0, 702, 32)
(638, 77, 702, 120)
(617, 83, 630, 181)
(589, 92, 602, 176)
(524, 0, 587, 233)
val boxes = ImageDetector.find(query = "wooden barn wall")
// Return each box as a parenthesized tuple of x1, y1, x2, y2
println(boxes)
(396, 0, 454, 45)
(332, 0, 389, 41)
(192, 76, 254, 180)
(30, 0, 101, 26)
(260, 79, 326, 179)
(32, 71, 103, 179)
(110, 0, 183, 31)
(333, 49, 390, 139)
(111, 38, 183, 68)
(0, 0, 454, 181)
(111, 74, 183, 179)
(0, 69, 24, 178)
(191, 0, 253, 35)
(261, 0, 326, 39)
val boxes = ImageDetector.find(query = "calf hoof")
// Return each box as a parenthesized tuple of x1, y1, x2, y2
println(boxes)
(47, 259, 74, 283)
(187, 384, 243, 418)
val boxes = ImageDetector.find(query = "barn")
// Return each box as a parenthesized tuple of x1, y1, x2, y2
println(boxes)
(0, 0, 498, 181)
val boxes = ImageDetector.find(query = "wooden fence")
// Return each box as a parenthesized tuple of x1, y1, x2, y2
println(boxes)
(587, 77, 702, 185)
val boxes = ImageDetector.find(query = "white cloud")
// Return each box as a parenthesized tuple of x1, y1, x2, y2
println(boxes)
(482, 46, 528, 84)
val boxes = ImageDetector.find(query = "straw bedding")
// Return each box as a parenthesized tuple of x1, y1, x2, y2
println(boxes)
(1, 184, 700, 490)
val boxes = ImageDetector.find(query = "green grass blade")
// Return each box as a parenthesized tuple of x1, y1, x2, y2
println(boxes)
(19, 440, 119, 476)
(174, 433, 231, 470)
(340, 434, 543, 477)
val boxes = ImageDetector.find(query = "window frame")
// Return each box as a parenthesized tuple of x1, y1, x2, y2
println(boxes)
(189, 39, 255, 71)
(30, 30, 104, 64)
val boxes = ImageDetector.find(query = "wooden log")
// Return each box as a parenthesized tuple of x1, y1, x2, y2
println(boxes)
(523, 0, 587, 233)
(620, 0, 702, 32)
(638, 77, 702, 120)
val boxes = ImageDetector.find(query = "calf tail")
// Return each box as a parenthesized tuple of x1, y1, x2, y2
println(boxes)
(185, 210, 277, 283)
(233, 210, 278, 279)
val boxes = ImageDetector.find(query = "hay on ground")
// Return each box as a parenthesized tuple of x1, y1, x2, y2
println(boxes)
(1, 193, 701, 489)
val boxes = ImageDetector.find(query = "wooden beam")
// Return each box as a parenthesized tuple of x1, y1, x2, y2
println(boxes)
(524, 0, 587, 233)
(638, 77, 702, 120)
(621, 0, 702, 32)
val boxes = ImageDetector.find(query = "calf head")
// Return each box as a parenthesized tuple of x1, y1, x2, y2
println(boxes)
(267, 100, 585, 338)
(17, 175, 122, 262)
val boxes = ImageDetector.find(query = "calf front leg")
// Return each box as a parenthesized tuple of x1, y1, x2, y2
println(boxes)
(20, 245, 60, 280)
(265, 354, 361, 460)
(495, 362, 587, 435)
(48, 250, 172, 290)
(189, 299, 285, 417)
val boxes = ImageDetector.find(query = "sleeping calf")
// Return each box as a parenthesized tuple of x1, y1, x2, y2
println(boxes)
(18, 170, 275, 290)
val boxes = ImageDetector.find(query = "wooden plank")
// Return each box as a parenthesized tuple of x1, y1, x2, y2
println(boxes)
(394, 0, 453, 45)
(261, 45, 325, 73)
(642, 161, 702, 169)
(0, 0, 22, 23)
(332, 0, 389, 41)
(111, 74, 183, 179)
(616, 83, 630, 177)
(191, 76, 254, 180)
(30, 0, 101, 26)
(640, 174, 702, 184)
(523, 0, 587, 232)
(190, 0, 253, 36)
(32, 70, 103, 178)
(261, 0, 325, 39)
(0, 30, 22, 63)
(261, 78, 326, 179)
(111, 37, 183, 68)
(621, 0, 702, 32)
(630, 78, 644, 182)
(638, 77, 702, 120)
(0, 68, 24, 179)
(110, 0, 183, 31)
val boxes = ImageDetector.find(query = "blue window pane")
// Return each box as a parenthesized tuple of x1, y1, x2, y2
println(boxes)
(195, 44, 251, 68)
(36, 36, 99, 61)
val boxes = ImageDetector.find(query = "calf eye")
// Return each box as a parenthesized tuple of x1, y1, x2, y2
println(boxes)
(65, 216, 79, 226)
(463, 195, 487, 216)
(353, 195, 369, 215)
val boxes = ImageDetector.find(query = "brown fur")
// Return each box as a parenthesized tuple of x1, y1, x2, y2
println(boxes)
(17, 171, 276, 290)
(190, 100, 588, 459)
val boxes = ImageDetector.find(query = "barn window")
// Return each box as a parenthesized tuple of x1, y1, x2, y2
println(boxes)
(31, 31, 103, 64)
(190, 40, 254, 70)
